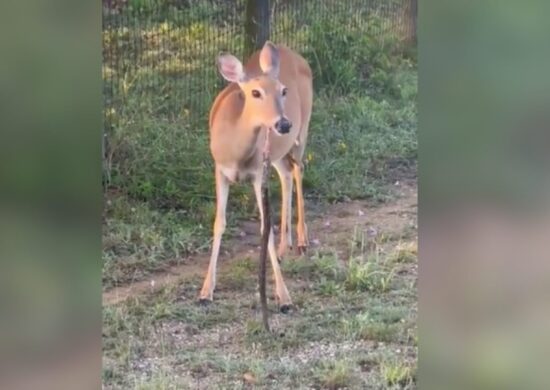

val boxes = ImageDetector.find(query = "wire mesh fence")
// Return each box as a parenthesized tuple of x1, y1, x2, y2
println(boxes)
(102, 0, 416, 197)
(103, 0, 415, 131)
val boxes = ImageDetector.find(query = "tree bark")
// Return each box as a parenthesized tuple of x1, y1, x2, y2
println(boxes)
(245, 0, 270, 56)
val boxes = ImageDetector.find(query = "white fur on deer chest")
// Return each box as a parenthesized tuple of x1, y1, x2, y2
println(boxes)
(219, 164, 258, 183)
(219, 165, 239, 182)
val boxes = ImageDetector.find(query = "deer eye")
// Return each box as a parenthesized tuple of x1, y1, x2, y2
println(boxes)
(251, 89, 261, 98)
(282, 87, 288, 96)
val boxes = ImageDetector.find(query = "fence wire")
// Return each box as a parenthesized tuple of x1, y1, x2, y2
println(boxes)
(102, 0, 415, 184)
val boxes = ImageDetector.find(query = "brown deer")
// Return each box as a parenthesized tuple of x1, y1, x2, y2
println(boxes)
(198, 41, 313, 311)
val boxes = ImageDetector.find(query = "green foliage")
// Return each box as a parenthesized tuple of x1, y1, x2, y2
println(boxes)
(306, 85, 417, 201)
(345, 254, 397, 293)
(303, 12, 406, 96)
(102, 196, 210, 287)
(313, 359, 358, 390)
(341, 311, 401, 343)
(380, 359, 416, 388)
(316, 278, 343, 297)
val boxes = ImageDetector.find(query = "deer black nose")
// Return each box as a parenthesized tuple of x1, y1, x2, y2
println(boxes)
(275, 118, 292, 134)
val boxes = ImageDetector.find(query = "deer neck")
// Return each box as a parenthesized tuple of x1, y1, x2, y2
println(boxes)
(231, 100, 265, 164)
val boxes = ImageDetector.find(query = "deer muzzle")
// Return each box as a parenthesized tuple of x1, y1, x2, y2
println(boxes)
(274, 117, 292, 134)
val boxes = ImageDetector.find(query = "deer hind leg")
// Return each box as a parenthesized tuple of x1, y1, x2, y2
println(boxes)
(253, 174, 292, 312)
(292, 160, 309, 255)
(273, 158, 294, 258)
(199, 167, 230, 303)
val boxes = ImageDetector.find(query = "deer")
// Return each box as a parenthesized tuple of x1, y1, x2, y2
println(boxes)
(198, 41, 313, 312)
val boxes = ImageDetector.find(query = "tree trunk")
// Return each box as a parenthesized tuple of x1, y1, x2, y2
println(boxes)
(245, 0, 270, 56)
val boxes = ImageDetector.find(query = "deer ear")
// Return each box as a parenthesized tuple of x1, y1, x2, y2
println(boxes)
(217, 53, 245, 83)
(259, 41, 280, 78)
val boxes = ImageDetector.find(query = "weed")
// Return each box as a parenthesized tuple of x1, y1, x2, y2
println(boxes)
(312, 252, 346, 281)
(316, 278, 343, 297)
(281, 257, 315, 277)
(314, 360, 358, 390)
(245, 319, 265, 337)
(390, 241, 418, 263)
(342, 312, 400, 343)
(381, 360, 416, 388)
(345, 254, 397, 293)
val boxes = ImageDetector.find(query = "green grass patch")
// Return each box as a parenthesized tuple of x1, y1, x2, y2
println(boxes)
(217, 257, 258, 292)
(345, 254, 397, 293)
(316, 278, 344, 297)
(381, 359, 416, 388)
(102, 196, 211, 288)
(103, 228, 418, 388)
(313, 359, 359, 390)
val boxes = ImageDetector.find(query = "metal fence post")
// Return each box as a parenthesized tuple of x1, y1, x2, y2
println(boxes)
(245, 0, 270, 56)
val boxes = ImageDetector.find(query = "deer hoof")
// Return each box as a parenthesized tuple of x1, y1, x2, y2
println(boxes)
(297, 245, 307, 255)
(279, 304, 293, 314)
(277, 244, 292, 259)
(198, 298, 212, 307)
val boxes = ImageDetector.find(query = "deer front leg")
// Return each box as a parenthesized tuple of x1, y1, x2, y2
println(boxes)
(199, 167, 229, 303)
(253, 175, 293, 312)
(292, 161, 309, 255)
(273, 159, 293, 258)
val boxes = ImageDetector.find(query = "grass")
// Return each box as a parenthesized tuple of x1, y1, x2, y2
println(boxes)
(103, 223, 418, 388)
(381, 359, 416, 388)
(314, 359, 359, 390)
(345, 254, 397, 293)
(102, 196, 211, 288)
(342, 311, 402, 343)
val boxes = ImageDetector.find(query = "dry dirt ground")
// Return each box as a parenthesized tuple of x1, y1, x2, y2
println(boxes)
(103, 182, 417, 389)
(104, 183, 416, 306)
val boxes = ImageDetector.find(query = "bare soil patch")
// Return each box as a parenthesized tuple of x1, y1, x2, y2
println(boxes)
(103, 182, 416, 306)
